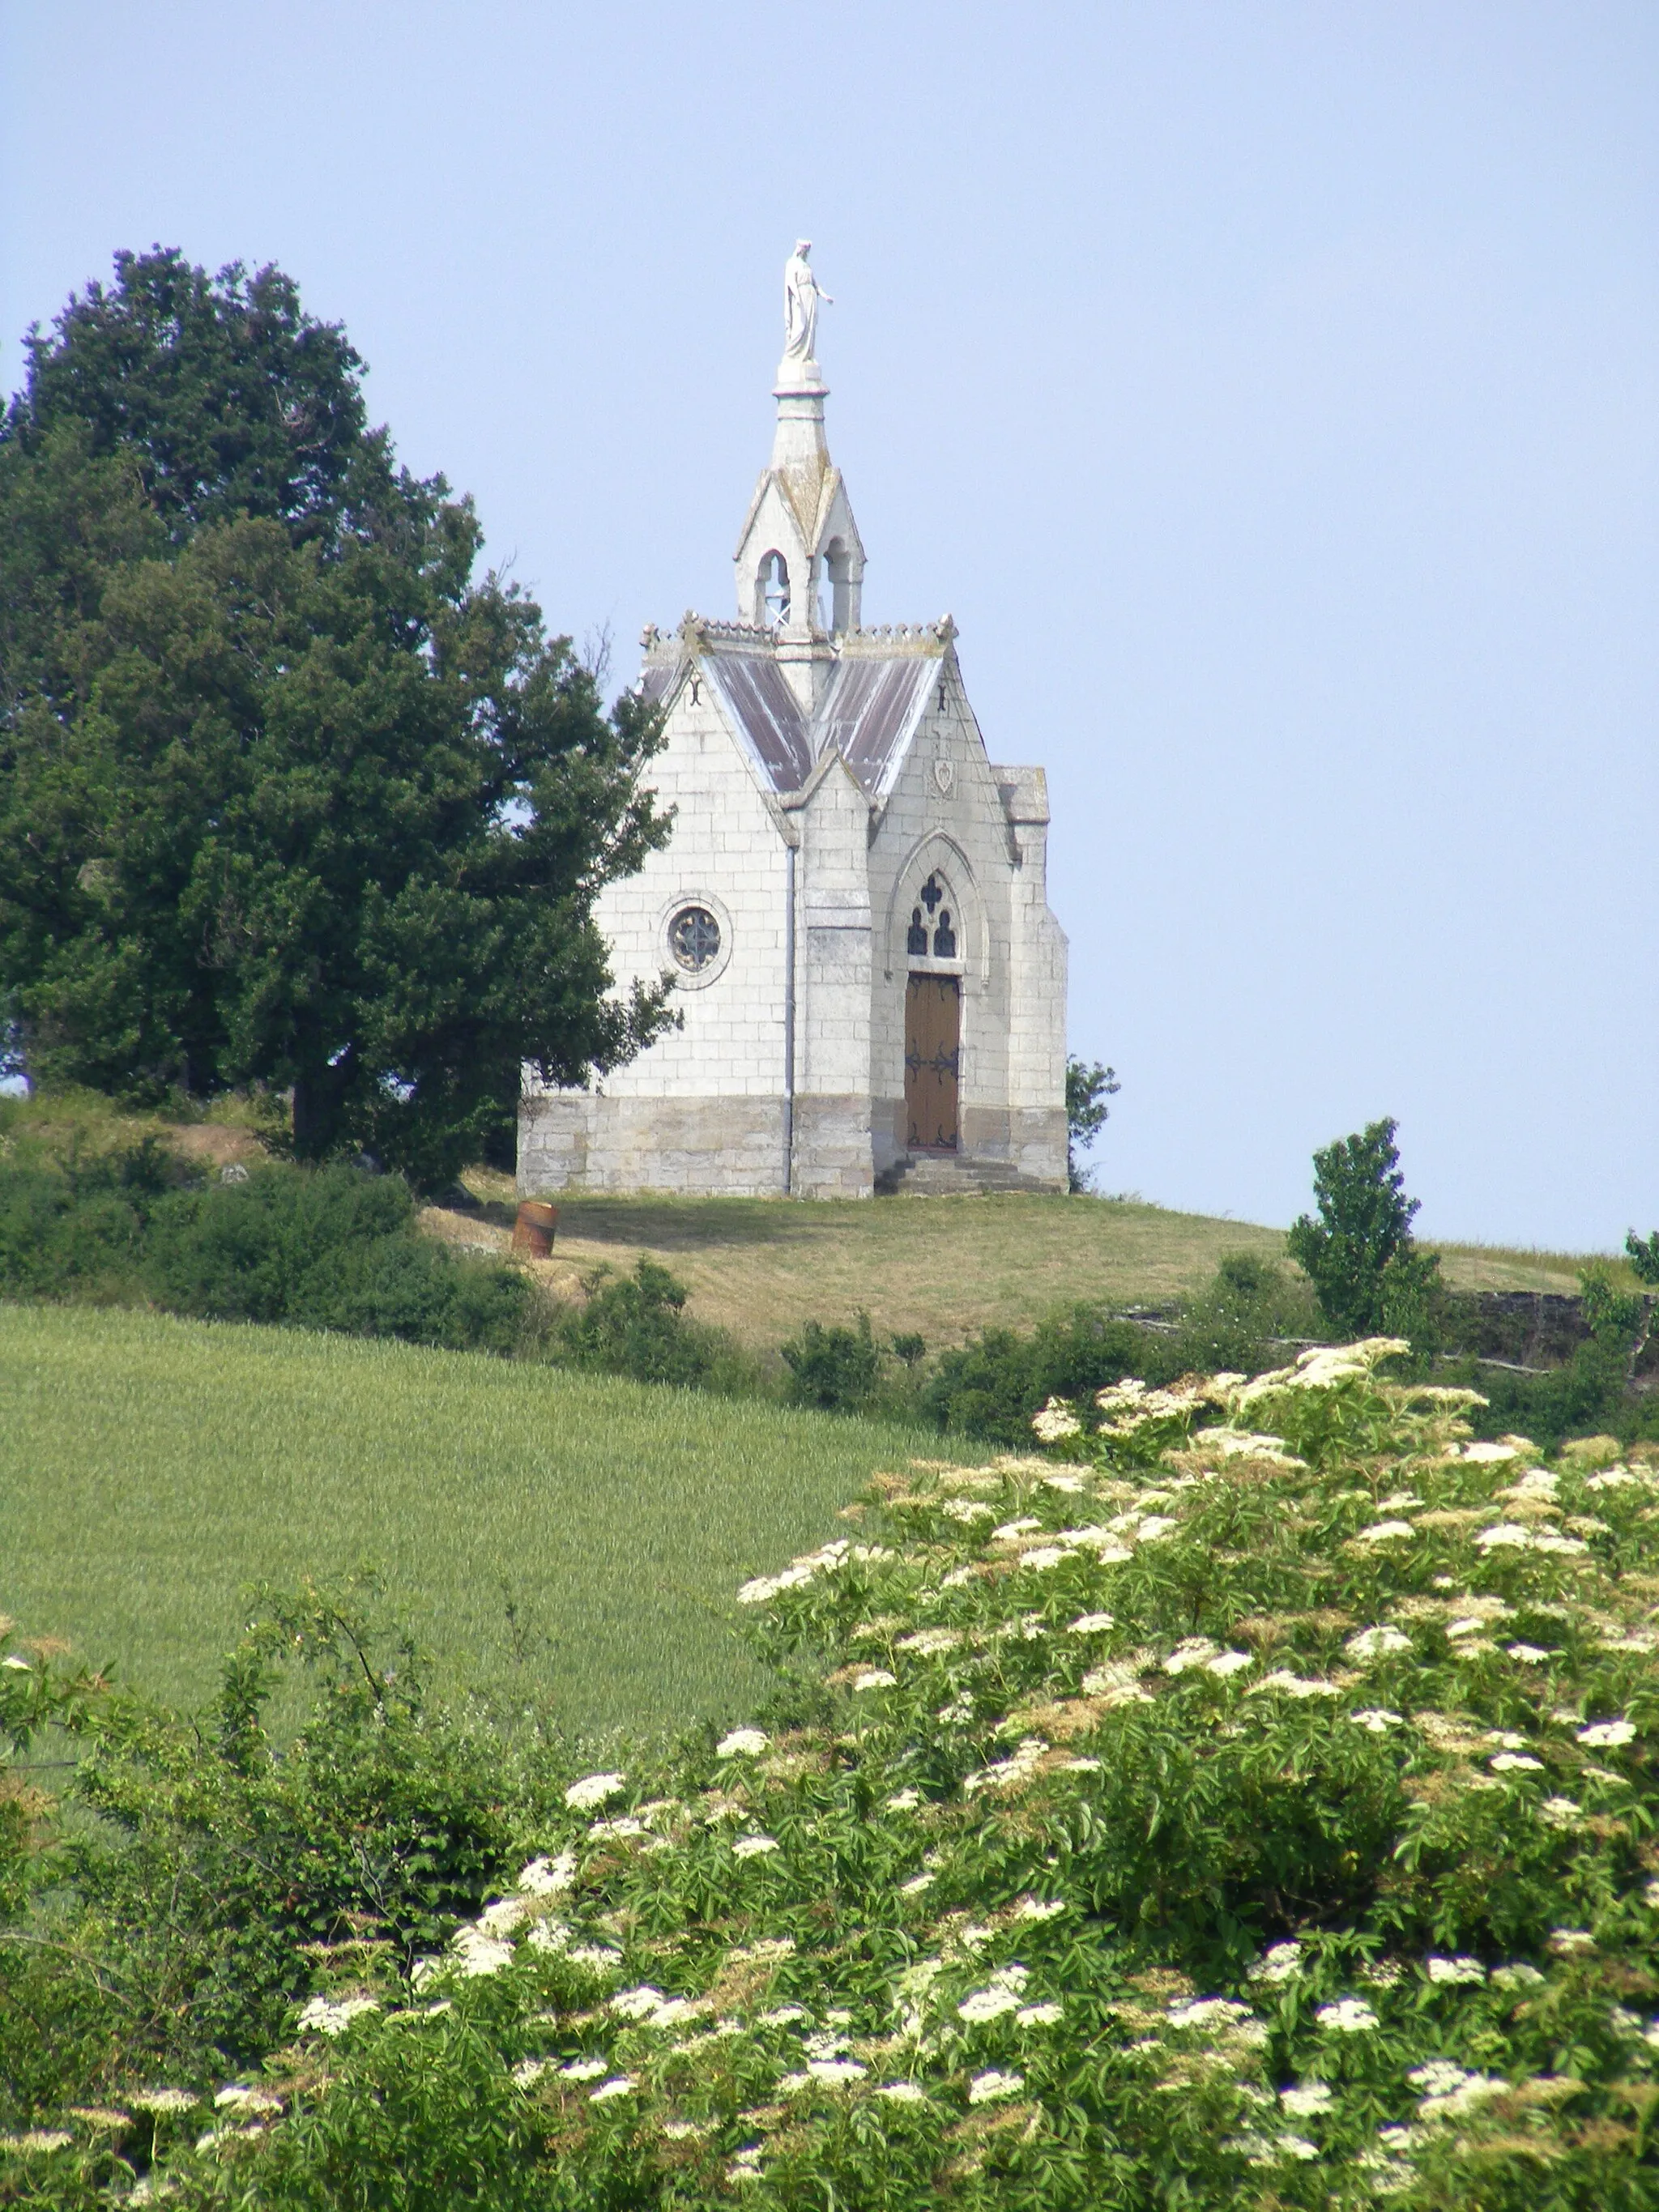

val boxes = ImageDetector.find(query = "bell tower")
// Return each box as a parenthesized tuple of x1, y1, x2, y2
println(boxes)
(731, 245, 866, 701)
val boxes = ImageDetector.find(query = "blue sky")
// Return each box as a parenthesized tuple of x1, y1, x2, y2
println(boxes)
(3, 2, 1655, 1246)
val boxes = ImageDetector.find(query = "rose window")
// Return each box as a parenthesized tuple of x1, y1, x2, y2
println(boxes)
(668, 905, 722, 973)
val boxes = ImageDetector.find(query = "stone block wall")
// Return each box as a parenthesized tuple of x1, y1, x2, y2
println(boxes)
(518, 1093, 789, 1196)
(519, 639, 1068, 1200)
(864, 667, 1068, 1193)
(790, 1093, 874, 1199)
(574, 689, 791, 1105)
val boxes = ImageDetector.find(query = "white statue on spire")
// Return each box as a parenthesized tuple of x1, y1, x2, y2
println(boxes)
(782, 240, 832, 369)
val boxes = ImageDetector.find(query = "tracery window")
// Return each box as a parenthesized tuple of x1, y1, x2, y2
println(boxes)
(908, 874, 961, 962)
(668, 905, 722, 973)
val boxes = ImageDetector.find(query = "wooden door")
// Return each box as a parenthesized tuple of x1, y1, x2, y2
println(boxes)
(905, 975, 960, 1151)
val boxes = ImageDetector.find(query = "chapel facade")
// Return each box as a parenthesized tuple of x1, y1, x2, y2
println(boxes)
(518, 251, 1068, 1200)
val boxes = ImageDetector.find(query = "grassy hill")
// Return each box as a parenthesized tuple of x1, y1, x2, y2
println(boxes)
(2, 1090, 1622, 1361)
(0, 1302, 926, 1733)
(433, 1171, 1610, 1354)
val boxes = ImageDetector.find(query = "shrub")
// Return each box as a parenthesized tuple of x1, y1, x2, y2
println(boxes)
(557, 1257, 740, 1391)
(10, 1337, 1655, 2205)
(0, 1130, 186, 1302)
(143, 1164, 416, 1323)
(1064, 1055, 1120, 1192)
(0, 1578, 538, 2133)
(921, 1260, 1320, 1447)
(779, 1310, 882, 1412)
(924, 1305, 1187, 1443)
(0, 1140, 536, 1357)
(1167, 1248, 1323, 1375)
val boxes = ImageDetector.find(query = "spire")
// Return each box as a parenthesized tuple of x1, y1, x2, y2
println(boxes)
(733, 245, 866, 643)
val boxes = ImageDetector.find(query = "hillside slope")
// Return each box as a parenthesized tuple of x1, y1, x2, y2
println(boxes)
(0, 1302, 926, 1732)
(433, 1174, 1604, 1353)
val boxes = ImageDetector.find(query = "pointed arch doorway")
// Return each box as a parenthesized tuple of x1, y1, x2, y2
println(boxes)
(905, 974, 960, 1151)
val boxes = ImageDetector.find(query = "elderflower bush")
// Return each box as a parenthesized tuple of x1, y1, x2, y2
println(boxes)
(118, 1340, 1659, 2209)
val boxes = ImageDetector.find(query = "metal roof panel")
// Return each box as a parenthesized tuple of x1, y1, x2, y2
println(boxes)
(816, 655, 938, 802)
(701, 652, 816, 792)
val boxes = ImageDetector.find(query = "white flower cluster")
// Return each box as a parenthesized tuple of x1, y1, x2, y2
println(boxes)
(963, 1736, 1048, 1796)
(1031, 1399, 1082, 1442)
(565, 1771, 627, 1811)
(1406, 2061, 1506, 2118)
(736, 1539, 894, 1607)
(1235, 1340, 1410, 1405)
(1250, 1669, 1340, 1699)
(296, 1997, 380, 2038)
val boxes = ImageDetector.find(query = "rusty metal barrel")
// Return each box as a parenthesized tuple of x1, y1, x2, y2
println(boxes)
(510, 1200, 559, 1259)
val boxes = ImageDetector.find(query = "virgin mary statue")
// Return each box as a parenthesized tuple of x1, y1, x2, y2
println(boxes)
(782, 241, 833, 369)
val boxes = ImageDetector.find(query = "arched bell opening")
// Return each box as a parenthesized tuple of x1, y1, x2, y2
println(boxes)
(756, 550, 791, 628)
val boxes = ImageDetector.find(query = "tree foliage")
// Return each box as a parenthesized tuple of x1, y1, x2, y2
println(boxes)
(1286, 1116, 1443, 1343)
(0, 249, 672, 1186)
(1064, 1055, 1119, 1193)
(7, 250, 390, 546)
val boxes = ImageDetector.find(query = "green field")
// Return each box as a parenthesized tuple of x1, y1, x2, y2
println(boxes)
(0, 1302, 926, 1735)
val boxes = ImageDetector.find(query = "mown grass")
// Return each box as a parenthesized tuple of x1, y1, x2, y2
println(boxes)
(0, 1302, 928, 1735)
(445, 1178, 1290, 1350)
(440, 1171, 1635, 1350)
(1427, 1238, 1614, 1295)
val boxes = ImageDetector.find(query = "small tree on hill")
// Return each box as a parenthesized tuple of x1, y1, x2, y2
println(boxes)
(1286, 1116, 1442, 1342)
(1065, 1056, 1120, 1193)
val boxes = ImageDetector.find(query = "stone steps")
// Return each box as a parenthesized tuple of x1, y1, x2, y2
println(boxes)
(876, 1153, 1040, 1196)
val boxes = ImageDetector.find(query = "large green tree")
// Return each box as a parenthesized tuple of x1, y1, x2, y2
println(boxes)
(0, 250, 672, 1185)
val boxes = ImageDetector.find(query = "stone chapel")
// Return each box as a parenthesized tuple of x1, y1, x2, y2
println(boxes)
(518, 249, 1068, 1200)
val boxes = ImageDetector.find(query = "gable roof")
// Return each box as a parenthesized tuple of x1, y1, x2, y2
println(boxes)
(642, 625, 946, 806)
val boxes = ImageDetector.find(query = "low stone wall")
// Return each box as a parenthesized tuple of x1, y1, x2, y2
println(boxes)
(1442, 1291, 1593, 1368)
(1441, 1289, 1659, 1375)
